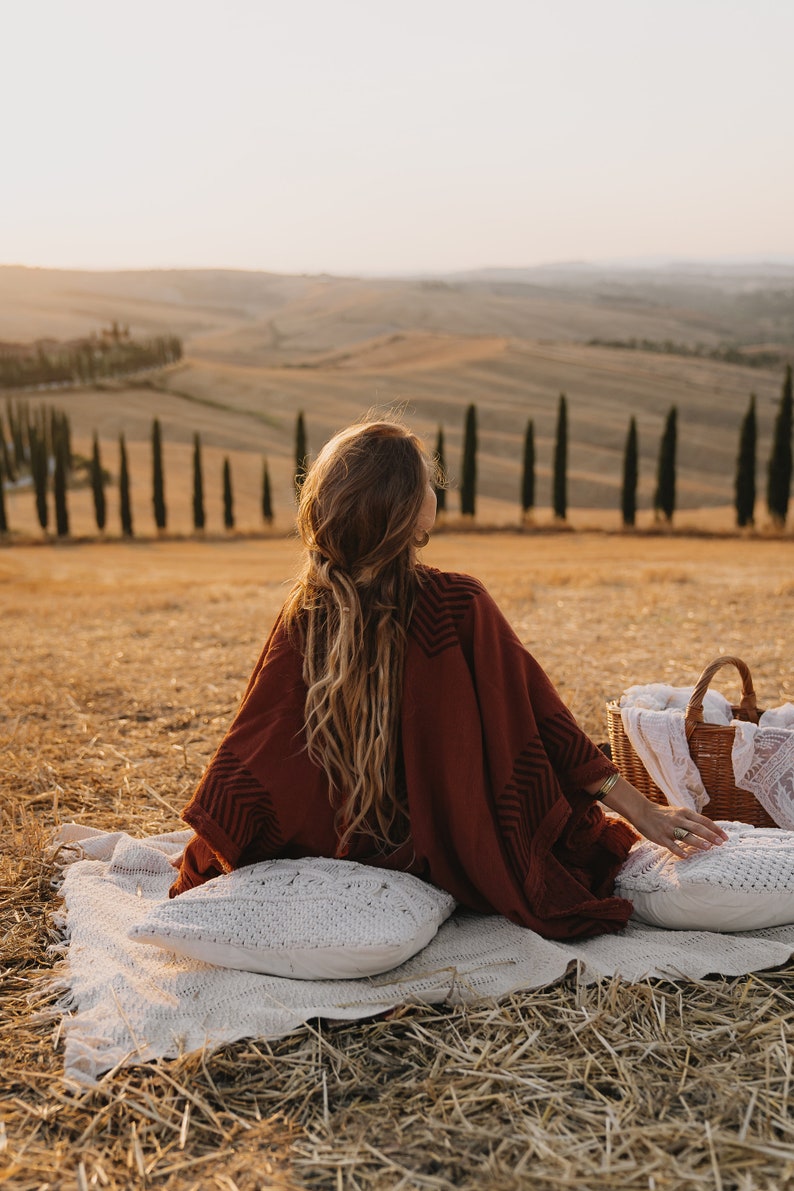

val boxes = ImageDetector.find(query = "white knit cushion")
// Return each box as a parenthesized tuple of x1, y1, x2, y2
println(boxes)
(615, 822, 794, 931)
(129, 857, 456, 979)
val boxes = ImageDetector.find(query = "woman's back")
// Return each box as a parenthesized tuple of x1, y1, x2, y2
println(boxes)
(172, 565, 637, 939)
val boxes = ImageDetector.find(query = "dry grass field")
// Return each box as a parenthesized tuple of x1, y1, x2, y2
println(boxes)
(2, 532, 793, 1190)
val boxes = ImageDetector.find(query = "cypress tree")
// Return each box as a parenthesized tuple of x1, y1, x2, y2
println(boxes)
(262, 458, 273, 525)
(63, 411, 73, 480)
(8, 400, 23, 472)
(621, 417, 639, 528)
(90, 432, 106, 532)
(460, 404, 477, 516)
(0, 408, 15, 482)
(51, 409, 72, 481)
(0, 459, 7, 534)
(119, 433, 134, 537)
(29, 425, 49, 532)
(50, 410, 61, 472)
(434, 426, 447, 513)
(735, 395, 757, 528)
(53, 437, 69, 537)
(552, 393, 568, 521)
(223, 457, 234, 530)
(294, 411, 308, 496)
(766, 365, 793, 527)
(654, 406, 677, 523)
(151, 418, 166, 531)
(40, 403, 52, 463)
(192, 433, 205, 532)
(521, 419, 535, 520)
(18, 400, 32, 468)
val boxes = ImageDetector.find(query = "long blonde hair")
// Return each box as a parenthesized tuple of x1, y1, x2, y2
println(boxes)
(282, 419, 433, 855)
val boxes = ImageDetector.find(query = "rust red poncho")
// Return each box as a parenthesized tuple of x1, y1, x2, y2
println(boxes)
(172, 568, 637, 939)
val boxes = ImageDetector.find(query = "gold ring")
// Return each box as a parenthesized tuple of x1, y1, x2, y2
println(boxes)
(673, 826, 691, 841)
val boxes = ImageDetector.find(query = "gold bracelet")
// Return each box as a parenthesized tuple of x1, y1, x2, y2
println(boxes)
(596, 771, 620, 798)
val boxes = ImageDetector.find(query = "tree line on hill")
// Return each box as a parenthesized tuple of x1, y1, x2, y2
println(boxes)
(586, 337, 788, 371)
(0, 367, 791, 538)
(0, 324, 183, 390)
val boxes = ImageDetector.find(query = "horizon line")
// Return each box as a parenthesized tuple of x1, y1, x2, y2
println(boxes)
(3, 253, 794, 280)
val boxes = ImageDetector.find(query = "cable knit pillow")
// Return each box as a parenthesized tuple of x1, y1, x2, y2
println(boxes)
(615, 822, 794, 931)
(129, 857, 456, 979)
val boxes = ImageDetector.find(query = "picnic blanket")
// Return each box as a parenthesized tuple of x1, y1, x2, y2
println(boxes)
(48, 824, 794, 1086)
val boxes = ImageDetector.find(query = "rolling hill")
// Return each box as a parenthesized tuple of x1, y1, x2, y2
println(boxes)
(1, 263, 791, 535)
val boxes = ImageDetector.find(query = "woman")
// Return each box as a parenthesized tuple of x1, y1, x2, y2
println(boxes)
(171, 419, 726, 940)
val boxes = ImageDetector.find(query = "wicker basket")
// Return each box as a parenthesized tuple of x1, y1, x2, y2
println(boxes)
(606, 654, 776, 828)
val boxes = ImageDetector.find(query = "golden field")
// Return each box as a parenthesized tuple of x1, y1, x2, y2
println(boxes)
(2, 533, 793, 1190)
(2, 264, 793, 1187)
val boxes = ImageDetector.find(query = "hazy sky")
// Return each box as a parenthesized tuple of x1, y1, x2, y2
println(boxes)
(4, 0, 793, 275)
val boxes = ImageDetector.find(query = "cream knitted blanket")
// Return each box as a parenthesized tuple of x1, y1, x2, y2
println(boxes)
(51, 825, 794, 1085)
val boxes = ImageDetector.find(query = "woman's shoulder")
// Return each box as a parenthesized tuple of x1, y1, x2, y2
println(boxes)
(411, 567, 505, 655)
(417, 564, 487, 600)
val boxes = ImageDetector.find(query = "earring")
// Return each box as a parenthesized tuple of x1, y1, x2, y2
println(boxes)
(413, 529, 430, 548)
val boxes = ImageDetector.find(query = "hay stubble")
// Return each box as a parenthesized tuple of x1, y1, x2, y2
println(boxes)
(2, 533, 793, 1190)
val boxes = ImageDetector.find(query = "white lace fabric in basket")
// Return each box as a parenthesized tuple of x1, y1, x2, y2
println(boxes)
(733, 718, 794, 828)
(620, 686, 794, 826)
(619, 684, 733, 812)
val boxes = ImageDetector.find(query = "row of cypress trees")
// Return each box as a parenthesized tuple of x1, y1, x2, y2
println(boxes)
(1, 371, 791, 537)
(86, 424, 278, 538)
(0, 414, 277, 539)
(445, 368, 792, 528)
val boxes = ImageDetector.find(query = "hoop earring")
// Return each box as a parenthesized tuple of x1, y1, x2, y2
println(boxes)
(413, 529, 430, 549)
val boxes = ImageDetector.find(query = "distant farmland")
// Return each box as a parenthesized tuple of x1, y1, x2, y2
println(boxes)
(1, 263, 791, 536)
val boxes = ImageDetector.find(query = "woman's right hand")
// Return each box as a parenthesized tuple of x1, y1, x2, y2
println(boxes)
(595, 775, 729, 859)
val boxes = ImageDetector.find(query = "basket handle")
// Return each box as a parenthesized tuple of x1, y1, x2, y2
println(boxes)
(685, 655, 758, 738)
